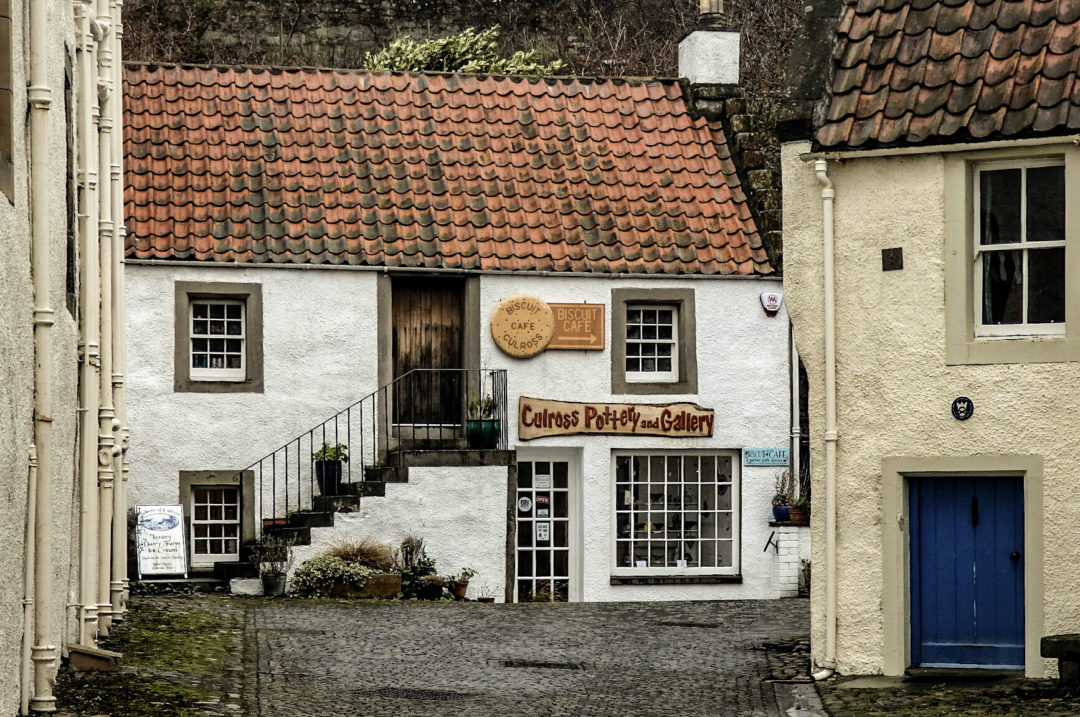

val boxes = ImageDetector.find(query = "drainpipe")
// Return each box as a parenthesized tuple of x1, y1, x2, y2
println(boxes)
(20, 446, 38, 715)
(109, 0, 127, 620)
(29, 0, 58, 708)
(95, 0, 116, 636)
(75, 0, 101, 647)
(812, 159, 837, 681)
(790, 325, 801, 496)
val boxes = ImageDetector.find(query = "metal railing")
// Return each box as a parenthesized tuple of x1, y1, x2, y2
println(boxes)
(239, 368, 508, 530)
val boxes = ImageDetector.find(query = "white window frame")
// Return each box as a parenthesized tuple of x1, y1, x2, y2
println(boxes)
(610, 450, 740, 577)
(189, 485, 241, 567)
(973, 157, 1066, 339)
(190, 298, 246, 381)
(624, 304, 679, 383)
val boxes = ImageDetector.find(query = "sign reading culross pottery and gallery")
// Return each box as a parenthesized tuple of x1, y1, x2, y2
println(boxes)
(518, 397, 715, 440)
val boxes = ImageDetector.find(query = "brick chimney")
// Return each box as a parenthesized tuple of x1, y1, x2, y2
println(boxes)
(678, 0, 740, 85)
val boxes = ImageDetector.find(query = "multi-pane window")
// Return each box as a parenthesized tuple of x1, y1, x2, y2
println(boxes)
(625, 305, 678, 382)
(190, 300, 245, 380)
(976, 160, 1066, 336)
(190, 487, 240, 565)
(614, 452, 738, 574)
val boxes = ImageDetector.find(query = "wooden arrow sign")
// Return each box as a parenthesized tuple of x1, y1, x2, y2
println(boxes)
(548, 303, 605, 351)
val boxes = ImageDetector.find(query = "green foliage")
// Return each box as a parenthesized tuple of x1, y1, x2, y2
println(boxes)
(314, 442, 348, 463)
(361, 26, 566, 76)
(290, 556, 375, 597)
(447, 567, 476, 584)
(772, 469, 795, 507)
(325, 536, 396, 571)
(467, 394, 497, 419)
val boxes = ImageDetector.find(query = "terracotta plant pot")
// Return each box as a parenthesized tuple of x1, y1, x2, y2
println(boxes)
(787, 506, 809, 524)
(452, 580, 469, 601)
(477, 597, 495, 603)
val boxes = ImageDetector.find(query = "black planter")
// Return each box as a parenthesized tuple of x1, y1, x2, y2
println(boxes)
(466, 419, 500, 449)
(315, 460, 343, 495)
(262, 573, 287, 597)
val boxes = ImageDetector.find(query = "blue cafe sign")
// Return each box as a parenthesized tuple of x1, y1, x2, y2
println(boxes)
(744, 448, 790, 467)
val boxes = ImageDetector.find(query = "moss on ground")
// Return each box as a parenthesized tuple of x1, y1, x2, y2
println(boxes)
(818, 676, 1080, 716)
(55, 596, 245, 716)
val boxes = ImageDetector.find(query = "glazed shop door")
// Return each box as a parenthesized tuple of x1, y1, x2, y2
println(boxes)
(391, 278, 464, 427)
(909, 476, 1024, 668)
(515, 459, 578, 602)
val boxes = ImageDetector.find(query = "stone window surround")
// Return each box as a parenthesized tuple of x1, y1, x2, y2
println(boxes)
(178, 469, 256, 569)
(880, 454, 1045, 678)
(174, 281, 264, 393)
(944, 144, 1080, 364)
(610, 288, 698, 395)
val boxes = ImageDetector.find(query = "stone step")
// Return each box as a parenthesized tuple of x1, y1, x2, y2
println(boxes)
(364, 465, 409, 483)
(213, 561, 258, 580)
(312, 494, 361, 512)
(68, 643, 123, 672)
(137, 577, 226, 593)
(263, 525, 311, 545)
(389, 449, 515, 468)
(289, 511, 335, 528)
(341, 481, 385, 497)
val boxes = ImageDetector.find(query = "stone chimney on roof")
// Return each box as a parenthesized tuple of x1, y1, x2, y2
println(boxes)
(678, 0, 740, 86)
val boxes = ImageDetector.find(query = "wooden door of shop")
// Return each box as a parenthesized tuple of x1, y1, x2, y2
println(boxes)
(391, 278, 464, 427)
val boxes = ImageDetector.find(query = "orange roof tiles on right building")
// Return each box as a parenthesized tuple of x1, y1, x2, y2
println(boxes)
(815, 0, 1080, 149)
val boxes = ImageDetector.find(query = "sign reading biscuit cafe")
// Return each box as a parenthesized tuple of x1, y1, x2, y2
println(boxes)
(518, 397, 714, 440)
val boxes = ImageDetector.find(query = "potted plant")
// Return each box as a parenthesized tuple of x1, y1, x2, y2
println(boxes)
(253, 533, 295, 597)
(772, 470, 792, 522)
(447, 567, 476, 601)
(476, 583, 496, 603)
(314, 442, 348, 495)
(466, 395, 499, 449)
(787, 494, 810, 525)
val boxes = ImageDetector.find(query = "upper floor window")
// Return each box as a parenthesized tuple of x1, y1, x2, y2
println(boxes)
(174, 282, 264, 393)
(975, 160, 1065, 337)
(625, 305, 678, 382)
(190, 299, 246, 381)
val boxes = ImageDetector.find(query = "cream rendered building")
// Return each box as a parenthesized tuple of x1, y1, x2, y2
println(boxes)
(782, 0, 1080, 679)
(0, 0, 129, 712)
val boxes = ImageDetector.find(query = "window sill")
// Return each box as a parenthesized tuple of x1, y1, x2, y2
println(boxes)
(609, 574, 742, 586)
(946, 334, 1080, 365)
(769, 520, 810, 528)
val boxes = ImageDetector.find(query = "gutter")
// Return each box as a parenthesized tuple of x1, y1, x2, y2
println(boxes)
(801, 133, 1080, 162)
(29, 0, 58, 708)
(812, 158, 837, 682)
(122, 259, 782, 281)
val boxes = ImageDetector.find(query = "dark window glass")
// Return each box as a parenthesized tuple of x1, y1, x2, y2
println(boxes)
(982, 249, 1023, 324)
(1028, 247, 1066, 323)
(980, 169, 1021, 245)
(1027, 165, 1065, 242)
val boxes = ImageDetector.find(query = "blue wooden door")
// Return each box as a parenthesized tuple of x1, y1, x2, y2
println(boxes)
(909, 476, 1024, 668)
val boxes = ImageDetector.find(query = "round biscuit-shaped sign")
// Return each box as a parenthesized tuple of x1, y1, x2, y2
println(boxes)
(491, 294, 554, 358)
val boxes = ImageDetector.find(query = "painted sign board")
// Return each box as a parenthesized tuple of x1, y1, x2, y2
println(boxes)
(491, 294, 555, 358)
(548, 304, 605, 350)
(744, 448, 790, 466)
(518, 397, 714, 440)
(135, 505, 188, 578)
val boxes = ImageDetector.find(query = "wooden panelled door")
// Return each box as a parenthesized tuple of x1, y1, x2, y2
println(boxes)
(391, 278, 464, 426)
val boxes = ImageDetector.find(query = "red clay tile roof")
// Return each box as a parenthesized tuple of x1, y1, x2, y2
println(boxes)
(124, 64, 772, 275)
(817, 0, 1080, 149)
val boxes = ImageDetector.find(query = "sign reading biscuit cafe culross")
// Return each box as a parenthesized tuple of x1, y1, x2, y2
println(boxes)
(491, 294, 555, 358)
(518, 397, 714, 440)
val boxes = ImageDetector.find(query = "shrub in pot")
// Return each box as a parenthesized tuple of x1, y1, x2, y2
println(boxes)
(253, 533, 295, 597)
(466, 395, 499, 450)
(771, 469, 793, 522)
(787, 494, 810, 525)
(446, 567, 476, 601)
(314, 442, 348, 495)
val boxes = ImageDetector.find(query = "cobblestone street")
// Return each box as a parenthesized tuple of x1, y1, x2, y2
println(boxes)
(241, 598, 811, 717)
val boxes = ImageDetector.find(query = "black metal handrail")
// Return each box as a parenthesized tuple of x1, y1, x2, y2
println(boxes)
(237, 368, 508, 531)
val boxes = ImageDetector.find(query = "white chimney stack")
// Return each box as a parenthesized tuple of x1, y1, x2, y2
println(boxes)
(678, 0, 740, 85)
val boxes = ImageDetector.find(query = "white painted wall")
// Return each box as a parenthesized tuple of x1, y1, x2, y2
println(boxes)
(128, 265, 792, 602)
(126, 265, 380, 508)
(480, 274, 791, 601)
